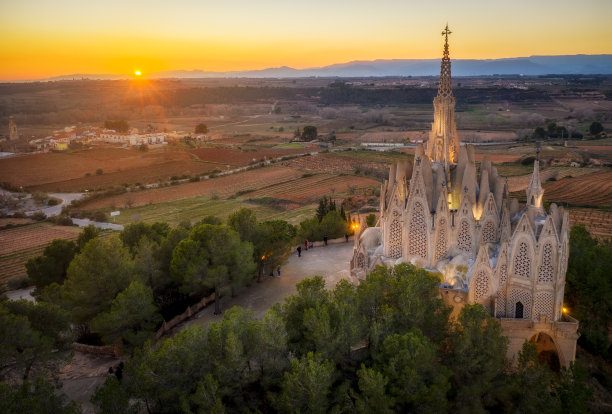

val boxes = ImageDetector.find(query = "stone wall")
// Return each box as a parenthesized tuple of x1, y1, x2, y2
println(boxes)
(72, 342, 121, 357)
(153, 292, 216, 340)
(73, 292, 216, 356)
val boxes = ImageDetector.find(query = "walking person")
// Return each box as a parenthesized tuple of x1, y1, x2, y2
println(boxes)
(297, 246, 302, 257)
(323, 235, 328, 246)
(345, 233, 349, 242)
(277, 265, 281, 277)
(305, 239, 309, 251)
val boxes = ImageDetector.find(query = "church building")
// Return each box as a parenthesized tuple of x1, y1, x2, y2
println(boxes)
(351, 26, 579, 368)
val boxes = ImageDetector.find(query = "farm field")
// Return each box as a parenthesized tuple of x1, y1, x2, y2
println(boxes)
(0, 145, 309, 192)
(78, 166, 305, 210)
(107, 196, 318, 227)
(0, 222, 82, 288)
(328, 149, 412, 164)
(283, 153, 388, 175)
(543, 170, 612, 207)
(244, 174, 380, 203)
(507, 166, 606, 193)
(569, 208, 612, 240)
(189, 146, 304, 166)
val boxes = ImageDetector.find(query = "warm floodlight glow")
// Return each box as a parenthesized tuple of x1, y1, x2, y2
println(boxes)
(134, 70, 142, 76)
(562, 307, 568, 314)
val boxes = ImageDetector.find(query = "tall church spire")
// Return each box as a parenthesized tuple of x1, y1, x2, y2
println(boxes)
(425, 24, 460, 171)
(438, 24, 453, 98)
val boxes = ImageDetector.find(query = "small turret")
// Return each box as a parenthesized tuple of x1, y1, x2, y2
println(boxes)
(526, 144, 545, 215)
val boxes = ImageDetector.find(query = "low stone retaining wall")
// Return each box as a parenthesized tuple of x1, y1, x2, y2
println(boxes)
(153, 292, 216, 340)
(73, 292, 216, 356)
(296, 236, 352, 251)
(72, 342, 121, 357)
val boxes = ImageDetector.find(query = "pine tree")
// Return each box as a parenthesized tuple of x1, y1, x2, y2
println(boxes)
(316, 197, 328, 222)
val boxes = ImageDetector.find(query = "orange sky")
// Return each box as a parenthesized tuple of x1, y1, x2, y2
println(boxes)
(1, 0, 611, 80)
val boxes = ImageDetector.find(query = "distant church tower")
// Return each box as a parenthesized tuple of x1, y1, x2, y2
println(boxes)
(425, 25, 460, 173)
(351, 26, 579, 369)
(9, 116, 19, 141)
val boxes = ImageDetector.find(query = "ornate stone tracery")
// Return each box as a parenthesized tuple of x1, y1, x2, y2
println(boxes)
(538, 243, 554, 283)
(474, 270, 490, 303)
(457, 219, 472, 254)
(481, 220, 497, 243)
(389, 210, 402, 259)
(535, 291, 554, 320)
(435, 218, 448, 261)
(408, 201, 427, 259)
(513, 241, 532, 278)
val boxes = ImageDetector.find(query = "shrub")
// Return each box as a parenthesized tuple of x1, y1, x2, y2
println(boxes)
(366, 214, 376, 227)
(96, 168, 103, 175)
(31, 212, 47, 221)
(91, 211, 107, 222)
(55, 215, 74, 226)
(521, 156, 536, 166)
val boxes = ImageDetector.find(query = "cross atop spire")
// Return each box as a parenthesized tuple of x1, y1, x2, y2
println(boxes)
(442, 24, 452, 46)
(437, 24, 453, 98)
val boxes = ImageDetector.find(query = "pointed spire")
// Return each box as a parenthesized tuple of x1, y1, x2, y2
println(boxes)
(526, 157, 544, 212)
(425, 24, 459, 168)
(438, 24, 453, 98)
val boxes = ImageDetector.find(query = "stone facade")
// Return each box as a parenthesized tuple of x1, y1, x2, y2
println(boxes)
(350, 27, 578, 367)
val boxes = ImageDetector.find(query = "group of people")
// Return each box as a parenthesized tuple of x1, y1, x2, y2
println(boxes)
(297, 235, 338, 257)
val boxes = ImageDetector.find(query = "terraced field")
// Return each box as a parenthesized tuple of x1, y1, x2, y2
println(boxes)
(569, 208, 612, 240)
(0, 222, 82, 288)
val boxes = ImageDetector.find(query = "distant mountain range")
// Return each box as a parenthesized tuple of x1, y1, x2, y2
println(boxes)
(36, 55, 612, 81)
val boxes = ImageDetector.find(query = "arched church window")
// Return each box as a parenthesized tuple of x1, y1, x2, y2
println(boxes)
(408, 201, 427, 259)
(481, 220, 496, 243)
(457, 219, 472, 254)
(515, 301, 524, 319)
(435, 218, 448, 261)
(389, 210, 402, 259)
(538, 243, 554, 283)
(514, 241, 532, 278)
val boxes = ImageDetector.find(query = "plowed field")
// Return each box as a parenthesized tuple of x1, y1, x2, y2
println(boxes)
(507, 167, 603, 193)
(246, 174, 380, 203)
(189, 147, 304, 165)
(80, 167, 304, 210)
(543, 170, 612, 207)
(0, 147, 219, 192)
(0, 222, 82, 286)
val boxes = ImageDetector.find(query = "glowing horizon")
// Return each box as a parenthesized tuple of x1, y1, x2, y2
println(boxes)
(1, 0, 611, 81)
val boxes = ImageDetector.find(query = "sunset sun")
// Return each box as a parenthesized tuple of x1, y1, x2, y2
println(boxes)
(134, 70, 142, 76)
